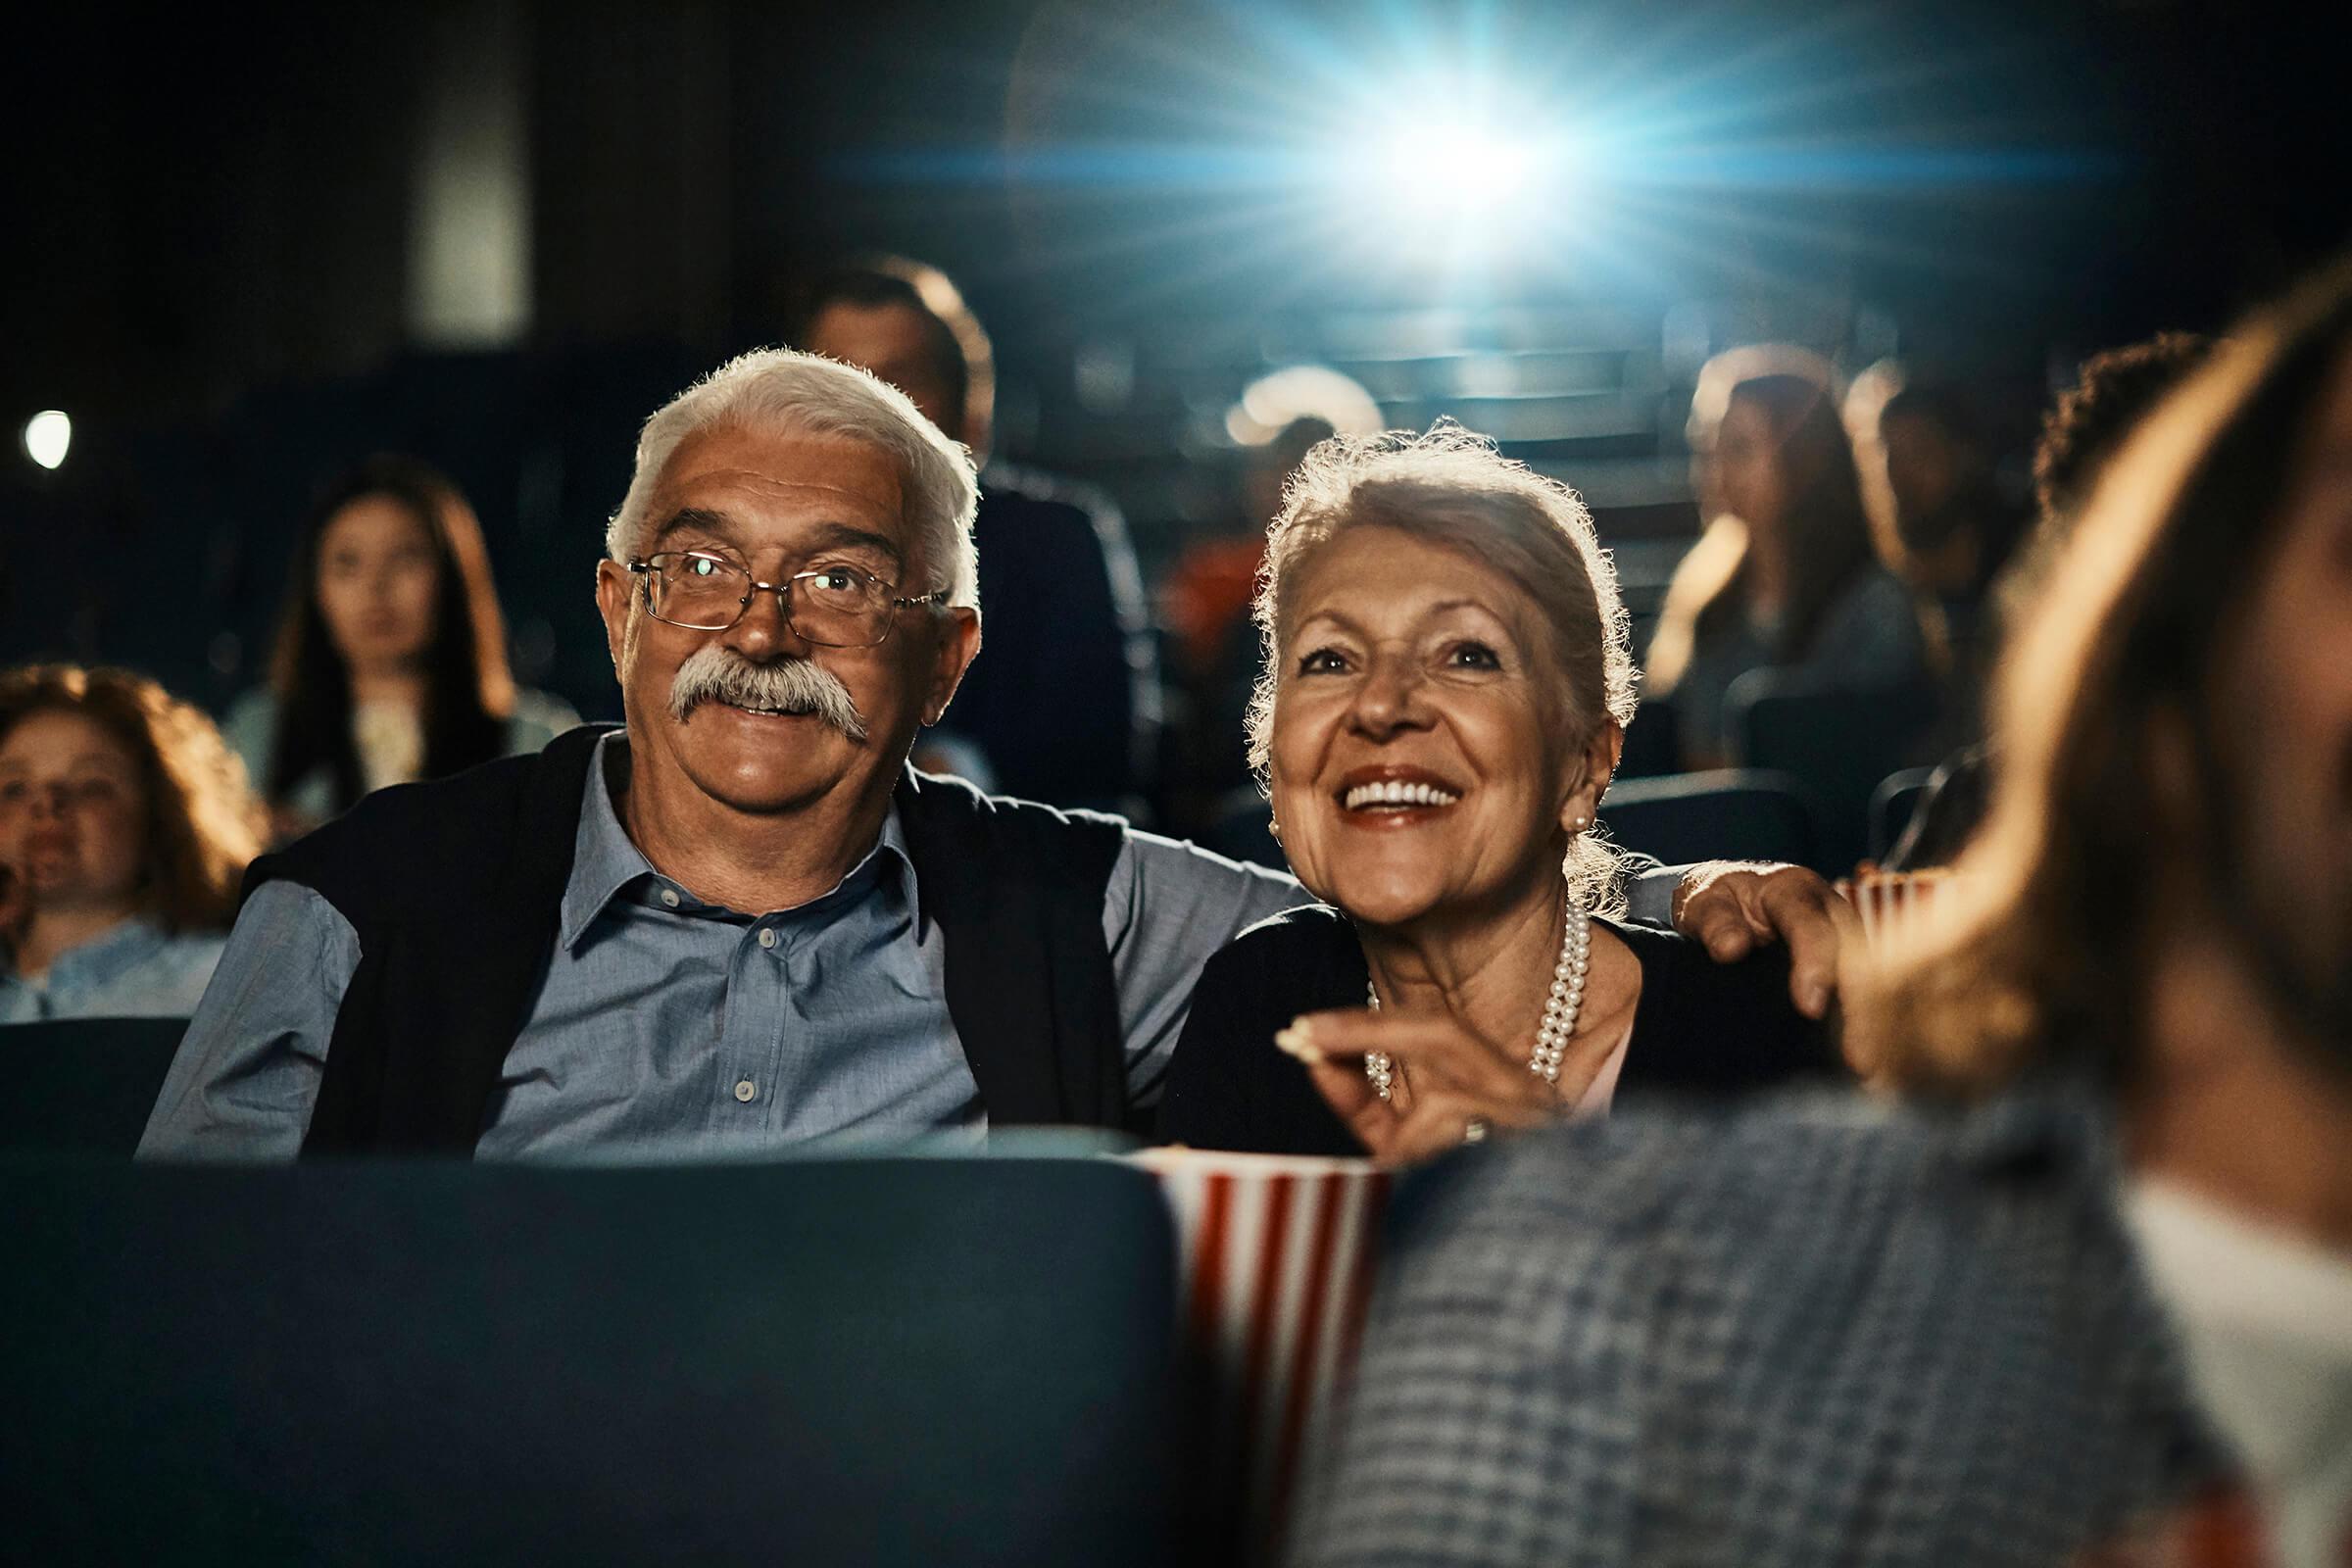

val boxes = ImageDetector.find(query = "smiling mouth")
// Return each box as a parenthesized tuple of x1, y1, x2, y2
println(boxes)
(1341, 779, 1462, 813)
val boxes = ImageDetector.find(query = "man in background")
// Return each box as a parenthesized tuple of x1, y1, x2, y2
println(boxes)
(796, 259, 1158, 815)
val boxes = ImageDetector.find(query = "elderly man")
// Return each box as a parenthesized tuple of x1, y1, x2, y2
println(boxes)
(142, 351, 1842, 1158)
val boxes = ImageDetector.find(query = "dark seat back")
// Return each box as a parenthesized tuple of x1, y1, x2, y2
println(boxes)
(1727, 675, 1944, 872)
(0, 1016, 188, 1153)
(1600, 769, 1821, 870)
(0, 1153, 1180, 1566)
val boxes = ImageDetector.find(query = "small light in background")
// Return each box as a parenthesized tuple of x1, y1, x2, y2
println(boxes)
(24, 410, 71, 470)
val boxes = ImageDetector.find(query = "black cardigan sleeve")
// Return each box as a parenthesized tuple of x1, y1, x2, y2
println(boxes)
(1154, 907, 1369, 1155)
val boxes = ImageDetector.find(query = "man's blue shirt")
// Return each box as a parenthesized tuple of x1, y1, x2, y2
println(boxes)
(139, 733, 1302, 1160)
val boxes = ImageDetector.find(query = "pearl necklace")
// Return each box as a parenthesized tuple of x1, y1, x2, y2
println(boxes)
(1364, 902, 1592, 1101)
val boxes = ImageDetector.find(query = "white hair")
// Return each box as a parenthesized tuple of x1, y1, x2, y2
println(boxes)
(607, 348, 981, 610)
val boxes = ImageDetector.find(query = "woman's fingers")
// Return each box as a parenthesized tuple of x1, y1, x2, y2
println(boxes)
(1278, 1007, 1559, 1161)
(1283, 1007, 1553, 1109)
(1298, 1056, 1405, 1150)
(1369, 1084, 1550, 1165)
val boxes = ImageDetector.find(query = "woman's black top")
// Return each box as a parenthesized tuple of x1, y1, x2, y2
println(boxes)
(1156, 905, 1843, 1155)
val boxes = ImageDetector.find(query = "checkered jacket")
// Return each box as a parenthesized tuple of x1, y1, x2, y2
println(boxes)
(1288, 1083, 2229, 1567)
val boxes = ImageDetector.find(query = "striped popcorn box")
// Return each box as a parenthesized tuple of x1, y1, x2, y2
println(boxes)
(1128, 1148, 1393, 1563)
(1834, 868, 1959, 952)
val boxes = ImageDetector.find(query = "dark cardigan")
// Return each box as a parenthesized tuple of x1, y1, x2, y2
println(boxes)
(1156, 904, 1843, 1155)
(243, 725, 1133, 1153)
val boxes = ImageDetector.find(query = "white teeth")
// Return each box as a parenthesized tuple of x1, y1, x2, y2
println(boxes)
(1342, 780, 1460, 811)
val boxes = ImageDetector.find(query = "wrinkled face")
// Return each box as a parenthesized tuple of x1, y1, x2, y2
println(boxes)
(2204, 347, 2352, 1063)
(315, 495, 441, 674)
(805, 302, 962, 444)
(0, 710, 149, 913)
(1714, 398, 1788, 537)
(595, 424, 979, 820)
(1267, 525, 1608, 931)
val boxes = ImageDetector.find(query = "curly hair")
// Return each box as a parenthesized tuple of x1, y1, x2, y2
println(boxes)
(0, 664, 267, 932)
(1861, 262, 2351, 1096)
(1245, 422, 1637, 913)
(2031, 333, 2212, 526)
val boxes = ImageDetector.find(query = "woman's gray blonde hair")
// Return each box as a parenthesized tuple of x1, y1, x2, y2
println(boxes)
(1246, 422, 1639, 912)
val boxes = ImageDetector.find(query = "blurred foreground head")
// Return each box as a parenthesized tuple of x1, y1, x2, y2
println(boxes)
(1867, 256, 2352, 1093)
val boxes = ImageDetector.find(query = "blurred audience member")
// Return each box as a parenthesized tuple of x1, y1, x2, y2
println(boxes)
(1, 665, 265, 1022)
(1166, 416, 1336, 681)
(1165, 416, 1339, 827)
(796, 257, 1154, 812)
(1289, 259, 2352, 1567)
(224, 457, 576, 838)
(1859, 379, 2030, 665)
(1885, 332, 2210, 870)
(1647, 361, 1931, 768)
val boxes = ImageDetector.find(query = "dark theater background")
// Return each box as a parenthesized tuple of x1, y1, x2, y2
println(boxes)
(7, 6, 2352, 1564)
(4, 0, 2338, 734)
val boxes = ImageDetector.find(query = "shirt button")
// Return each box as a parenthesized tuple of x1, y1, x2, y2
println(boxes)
(660, 888, 681, 909)
(734, 1079, 757, 1102)
(758, 928, 778, 950)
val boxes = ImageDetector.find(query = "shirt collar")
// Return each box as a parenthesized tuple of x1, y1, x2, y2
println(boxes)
(556, 732, 921, 951)
(6, 913, 169, 994)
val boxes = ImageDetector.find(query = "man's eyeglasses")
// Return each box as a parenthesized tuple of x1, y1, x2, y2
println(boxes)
(626, 552, 946, 647)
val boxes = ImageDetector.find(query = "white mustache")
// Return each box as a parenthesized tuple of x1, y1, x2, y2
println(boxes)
(665, 644, 869, 743)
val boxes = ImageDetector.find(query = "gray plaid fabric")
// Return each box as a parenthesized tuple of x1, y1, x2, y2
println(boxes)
(1289, 1083, 2228, 1567)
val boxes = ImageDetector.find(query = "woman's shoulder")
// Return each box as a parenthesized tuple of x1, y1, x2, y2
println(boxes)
(1224, 900, 1353, 951)
(1195, 906, 1364, 1005)
(1160, 903, 1367, 1154)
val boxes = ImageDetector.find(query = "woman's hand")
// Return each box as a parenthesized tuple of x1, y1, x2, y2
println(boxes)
(1277, 1007, 1565, 1165)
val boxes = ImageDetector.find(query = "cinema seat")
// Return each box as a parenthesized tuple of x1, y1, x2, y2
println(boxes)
(0, 1152, 1180, 1567)
(1600, 769, 1821, 870)
(1726, 674, 1944, 872)
(0, 1016, 188, 1153)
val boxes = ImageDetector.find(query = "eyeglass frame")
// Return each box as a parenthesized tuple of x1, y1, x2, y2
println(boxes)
(624, 550, 950, 648)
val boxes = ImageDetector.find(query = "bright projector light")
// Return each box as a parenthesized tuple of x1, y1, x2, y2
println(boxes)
(1389, 122, 1534, 213)
(24, 411, 71, 471)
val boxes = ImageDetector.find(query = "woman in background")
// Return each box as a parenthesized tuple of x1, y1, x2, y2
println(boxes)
(224, 456, 576, 836)
(1646, 367, 1931, 768)
(1, 664, 265, 1022)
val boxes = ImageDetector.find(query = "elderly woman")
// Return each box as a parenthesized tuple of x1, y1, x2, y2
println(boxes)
(1157, 427, 1842, 1160)
(0, 664, 267, 1022)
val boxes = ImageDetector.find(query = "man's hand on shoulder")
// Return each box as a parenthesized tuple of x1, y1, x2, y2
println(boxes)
(1669, 860, 1861, 1021)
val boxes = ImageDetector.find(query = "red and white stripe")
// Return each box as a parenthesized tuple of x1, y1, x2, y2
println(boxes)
(1131, 1149, 1392, 1558)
